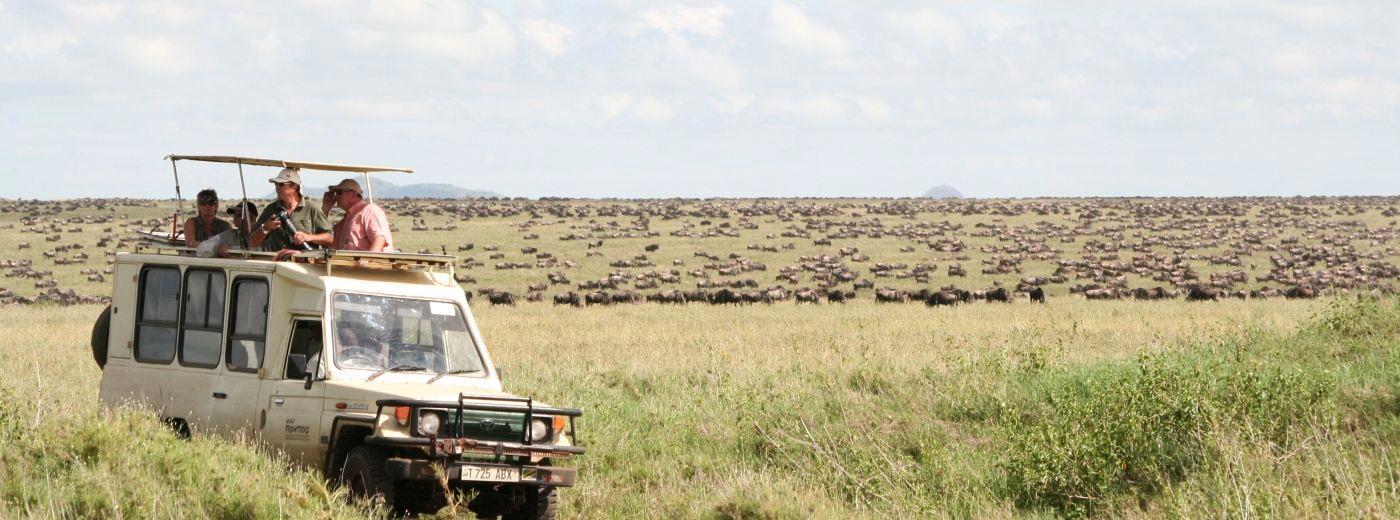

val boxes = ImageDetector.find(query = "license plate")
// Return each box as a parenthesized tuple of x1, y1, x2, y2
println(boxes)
(460, 464, 521, 483)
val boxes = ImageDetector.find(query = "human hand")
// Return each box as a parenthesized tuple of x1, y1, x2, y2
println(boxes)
(262, 219, 283, 233)
(275, 248, 299, 261)
(217, 244, 231, 257)
(292, 231, 309, 245)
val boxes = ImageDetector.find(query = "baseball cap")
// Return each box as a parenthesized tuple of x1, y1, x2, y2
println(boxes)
(328, 178, 363, 195)
(269, 167, 301, 186)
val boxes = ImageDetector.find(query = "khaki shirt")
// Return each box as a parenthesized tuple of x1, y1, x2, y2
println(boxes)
(253, 197, 332, 251)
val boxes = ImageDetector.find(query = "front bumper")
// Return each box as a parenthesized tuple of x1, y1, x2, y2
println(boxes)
(385, 458, 577, 487)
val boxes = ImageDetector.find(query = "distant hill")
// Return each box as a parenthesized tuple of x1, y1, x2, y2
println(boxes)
(265, 179, 500, 199)
(922, 185, 964, 199)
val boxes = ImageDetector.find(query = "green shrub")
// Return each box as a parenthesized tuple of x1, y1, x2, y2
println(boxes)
(999, 355, 1334, 516)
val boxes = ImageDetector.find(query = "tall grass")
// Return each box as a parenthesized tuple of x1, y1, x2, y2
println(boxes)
(1, 298, 1397, 518)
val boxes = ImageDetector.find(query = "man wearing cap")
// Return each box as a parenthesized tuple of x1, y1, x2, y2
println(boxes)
(250, 168, 333, 255)
(321, 178, 394, 252)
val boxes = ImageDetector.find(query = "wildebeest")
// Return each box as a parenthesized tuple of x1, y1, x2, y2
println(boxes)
(1028, 286, 1045, 303)
(553, 292, 582, 306)
(1285, 286, 1318, 299)
(486, 290, 517, 306)
(1186, 286, 1220, 302)
(984, 287, 1010, 302)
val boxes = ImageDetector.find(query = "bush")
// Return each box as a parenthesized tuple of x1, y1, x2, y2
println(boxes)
(999, 355, 1334, 516)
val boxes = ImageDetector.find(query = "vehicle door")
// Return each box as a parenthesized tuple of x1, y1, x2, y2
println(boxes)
(260, 317, 327, 468)
(210, 276, 270, 438)
(125, 265, 214, 428)
(171, 268, 229, 431)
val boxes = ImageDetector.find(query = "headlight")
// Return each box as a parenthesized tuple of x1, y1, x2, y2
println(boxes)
(528, 417, 550, 442)
(418, 411, 443, 436)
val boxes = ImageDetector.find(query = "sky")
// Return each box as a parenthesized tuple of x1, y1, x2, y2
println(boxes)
(1, 1, 1397, 199)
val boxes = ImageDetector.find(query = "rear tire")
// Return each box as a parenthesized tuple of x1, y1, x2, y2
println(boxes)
(342, 446, 396, 511)
(503, 486, 557, 520)
(90, 305, 111, 369)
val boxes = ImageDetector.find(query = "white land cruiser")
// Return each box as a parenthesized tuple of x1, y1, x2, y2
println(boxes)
(91, 156, 583, 518)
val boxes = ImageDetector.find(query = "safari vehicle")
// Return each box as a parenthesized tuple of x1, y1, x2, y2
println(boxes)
(92, 156, 584, 517)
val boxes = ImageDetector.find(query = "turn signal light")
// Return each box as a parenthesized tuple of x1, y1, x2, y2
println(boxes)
(552, 415, 566, 432)
(394, 406, 410, 426)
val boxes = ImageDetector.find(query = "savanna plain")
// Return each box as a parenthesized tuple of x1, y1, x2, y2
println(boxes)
(0, 197, 1397, 518)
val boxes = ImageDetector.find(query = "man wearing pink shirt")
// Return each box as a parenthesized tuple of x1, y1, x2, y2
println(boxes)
(321, 178, 395, 252)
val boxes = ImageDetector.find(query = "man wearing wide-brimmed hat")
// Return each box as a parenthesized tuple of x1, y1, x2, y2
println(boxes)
(321, 178, 394, 252)
(250, 167, 332, 254)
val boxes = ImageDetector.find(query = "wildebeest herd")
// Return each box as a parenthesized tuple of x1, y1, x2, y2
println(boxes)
(2, 197, 1398, 308)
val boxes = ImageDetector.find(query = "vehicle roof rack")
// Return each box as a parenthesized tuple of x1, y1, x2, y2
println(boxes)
(132, 230, 456, 275)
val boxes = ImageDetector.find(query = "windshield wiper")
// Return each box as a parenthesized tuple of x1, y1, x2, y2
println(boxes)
(366, 364, 427, 382)
(427, 368, 483, 384)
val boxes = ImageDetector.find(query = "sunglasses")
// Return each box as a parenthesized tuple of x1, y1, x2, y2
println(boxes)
(197, 200, 218, 206)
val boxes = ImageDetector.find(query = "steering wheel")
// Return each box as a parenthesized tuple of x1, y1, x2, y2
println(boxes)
(388, 343, 441, 369)
(338, 346, 381, 369)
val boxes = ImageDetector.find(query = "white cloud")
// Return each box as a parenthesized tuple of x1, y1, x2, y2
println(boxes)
(632, 97, 674, 122)
(884, 7, 964, 50)
(636, 4, 731, 38)
(121, 36, 196, 73)
(769, 2, 848, 57)
(854, 96, 891, 122)
(1268, 47, 1319, 76)
(592, 93, 674, 123)
(519, 19, 574, 57)
(343, 3, 517, 65)
(60, 2, 122, 24)
(664, 36, 742, 90)
(711, 92, 754, 113)
(761, 94, 847, 121)
(629, 4, 741, 90)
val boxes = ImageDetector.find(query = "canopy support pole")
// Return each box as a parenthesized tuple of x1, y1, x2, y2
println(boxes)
(170, 159, 184, 217)
(363, 171, 373, 204)
(169, 159, 184, 236)
(237, 162, 251, 249)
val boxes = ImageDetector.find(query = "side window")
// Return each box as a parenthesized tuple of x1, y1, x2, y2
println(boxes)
(227, 278, 269, 373)
(179, 269, 226, 368)
(285, 320, 324, 380)
(135, 266, 181, 364)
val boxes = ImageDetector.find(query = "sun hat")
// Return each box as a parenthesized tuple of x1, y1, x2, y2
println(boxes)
(268, 167, 301, 186)
(328, 178, 363, 195)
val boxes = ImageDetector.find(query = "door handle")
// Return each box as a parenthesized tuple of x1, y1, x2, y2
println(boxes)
(213, 392, 228, 399)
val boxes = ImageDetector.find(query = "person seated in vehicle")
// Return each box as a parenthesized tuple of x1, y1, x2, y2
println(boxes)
(336, 321, 386, 370)
(249, 168, 333, 259)
(195, 201, 258, 258)
(321, 178, 395, 252)
(183, 189, 232, 247)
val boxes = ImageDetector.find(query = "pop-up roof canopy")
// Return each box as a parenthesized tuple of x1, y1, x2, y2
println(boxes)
(162, 154, 414, 235)
(166, 155, 413, 174)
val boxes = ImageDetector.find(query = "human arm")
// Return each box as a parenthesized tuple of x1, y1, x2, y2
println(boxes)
(182, 219, 198, 247)
(293, 231, 334, 247)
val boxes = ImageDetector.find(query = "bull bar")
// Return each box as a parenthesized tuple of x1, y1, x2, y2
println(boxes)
(368, 393, 585, 461)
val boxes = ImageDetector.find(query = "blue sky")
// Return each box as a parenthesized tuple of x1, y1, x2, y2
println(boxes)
(2, 1, 1397, 198)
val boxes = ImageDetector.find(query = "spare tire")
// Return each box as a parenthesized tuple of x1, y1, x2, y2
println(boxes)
(91, 305, 111, 370)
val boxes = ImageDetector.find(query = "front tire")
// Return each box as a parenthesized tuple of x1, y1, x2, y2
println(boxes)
(342, 446, 395, 511)
(503, 486, 557, 520)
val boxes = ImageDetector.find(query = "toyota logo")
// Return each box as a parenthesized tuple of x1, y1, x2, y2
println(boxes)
(477, 419, 503, 431)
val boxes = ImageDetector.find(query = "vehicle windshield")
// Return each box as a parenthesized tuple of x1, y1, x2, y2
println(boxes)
(331, 293, 485, 376)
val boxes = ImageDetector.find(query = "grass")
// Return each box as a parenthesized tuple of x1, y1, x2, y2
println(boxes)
(5, 297, 1397, 518)
(0, 197, 1397, 517)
